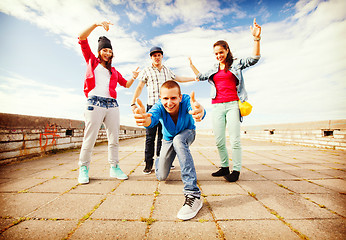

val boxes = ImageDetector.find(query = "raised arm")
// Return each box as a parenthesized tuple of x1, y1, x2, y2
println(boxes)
(188, 57, 200, 76)
(250, 18, 261, 56)
(131, 81, 145, 112)
(79, 21, 113, 40)
(126, 67, 140, 88)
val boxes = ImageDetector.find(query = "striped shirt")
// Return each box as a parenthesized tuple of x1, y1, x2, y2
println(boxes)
(138, 65, 176, 105)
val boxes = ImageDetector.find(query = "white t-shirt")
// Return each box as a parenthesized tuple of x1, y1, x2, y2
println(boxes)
(88, 65, 111, 98)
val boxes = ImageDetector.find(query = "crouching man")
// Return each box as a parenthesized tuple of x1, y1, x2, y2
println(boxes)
(133, 80, 206, 220)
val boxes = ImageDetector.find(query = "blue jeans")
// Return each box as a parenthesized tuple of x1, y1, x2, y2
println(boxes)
(155, 129, 200, 197)
(212, 101, 242, 171)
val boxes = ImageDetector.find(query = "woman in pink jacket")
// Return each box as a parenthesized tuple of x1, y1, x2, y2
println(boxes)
(77, 21, 139, 184)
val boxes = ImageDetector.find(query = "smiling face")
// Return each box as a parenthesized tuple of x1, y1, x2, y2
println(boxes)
(99, 48, 113, 63)
(151, 52, 163, 67)
(213, 45, 229, 64)
(160, 86, 182, 116)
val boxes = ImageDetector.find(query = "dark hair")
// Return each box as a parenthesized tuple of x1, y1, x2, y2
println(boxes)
(213, 40, 233, 72)
(98, 51, 113, 74)
(160, 80, 181, 95)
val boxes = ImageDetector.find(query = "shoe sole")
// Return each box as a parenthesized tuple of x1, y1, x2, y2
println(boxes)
(78, 179, 89, 184)
(177, 201, 203, 220)
(110, 175, 128, 180)
(143, 170, 152, 175)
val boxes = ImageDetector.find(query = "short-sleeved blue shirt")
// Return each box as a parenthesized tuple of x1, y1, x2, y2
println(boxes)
(147, 94, 206, 141)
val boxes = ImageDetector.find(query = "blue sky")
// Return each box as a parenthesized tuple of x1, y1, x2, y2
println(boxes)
(0, 0, 345, 128)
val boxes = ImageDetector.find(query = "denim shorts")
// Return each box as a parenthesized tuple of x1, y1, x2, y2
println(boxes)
(87, 95, 118, 109)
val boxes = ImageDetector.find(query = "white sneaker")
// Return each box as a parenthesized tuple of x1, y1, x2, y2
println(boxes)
(177, 195, 202, 220)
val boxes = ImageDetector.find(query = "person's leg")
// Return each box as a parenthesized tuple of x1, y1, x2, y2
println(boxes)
(79, 105, 105, 168)
(224, 101, 242, 182)
(78, 104, 105, 183)
(173, 129, 202, 220)
(156, 121, 163, 157)
(103, 107, 128, 180)
(173, 129, 200, 197)
(103, 107, 120, 167)
(211, 103, 230, 176)
(144, 105, 157, 173)
(155, 139, 176, 181)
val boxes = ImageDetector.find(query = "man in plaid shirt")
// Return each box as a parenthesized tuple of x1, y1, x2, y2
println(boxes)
(131, 46, 196, 174)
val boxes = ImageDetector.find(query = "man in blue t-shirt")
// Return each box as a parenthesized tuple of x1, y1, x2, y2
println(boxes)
(133, 80, 206, 220)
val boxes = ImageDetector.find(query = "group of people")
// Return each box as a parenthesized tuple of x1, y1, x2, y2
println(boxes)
(77, 19, 261, 220)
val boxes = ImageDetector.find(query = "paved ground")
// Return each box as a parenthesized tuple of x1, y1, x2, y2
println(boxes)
(0, 135, 345, 240)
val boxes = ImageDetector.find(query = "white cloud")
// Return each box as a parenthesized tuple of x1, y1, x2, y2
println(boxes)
(146, 0, 346, 126)
(0, 70, 85, 120)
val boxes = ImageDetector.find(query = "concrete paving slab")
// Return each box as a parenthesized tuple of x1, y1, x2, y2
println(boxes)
(206, 195, 276, 220)
(29, 178, 78, 194)
(237, 181, 290, 195)
(309, 179, 346, 193)
(219, 219, 301, 240)
(284, 168, 333, 179)
(152, 195, 212, 221)
(92, 195, 154, 220)
(302, 193, 346, 217)
(157, 180, 184, 195)
(0, 218, 13, 232)
(199, 181, 247, 195)
(0, 178, 47, 192)
(0, 193, 60, 217)
(256, 193, 338, 219)
(148, 221, 219, 240)
(70, 220, 147, 240)
(28, 194, 105, 219)
(288, 219, 346, 240)
(256, 170, 300, 180)
(276, 180, 335, 194)
(1, 136, 345, 239)
(69, 180, 119, 194)
(0, 219, 78, 240)
(237, 169, 267, 181)
(114, 180, 158, 195)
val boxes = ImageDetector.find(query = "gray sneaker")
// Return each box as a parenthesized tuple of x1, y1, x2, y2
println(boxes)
(177, 195, 202, 220)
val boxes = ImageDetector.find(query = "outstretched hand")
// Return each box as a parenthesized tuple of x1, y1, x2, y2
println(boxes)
(98, 21, 113, 31)
(188, 91, 204, 122)
(132, 67, 140, 79)
(133, 98, 152, 127)
(250, 18, 261, 38)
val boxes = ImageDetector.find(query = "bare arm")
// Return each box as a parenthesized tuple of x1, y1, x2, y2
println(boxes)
(250, 18, 261, 56)
(188, 57, 200, 76)
(125, 67, 140, 88)
(79, 21, 113, 40)
(174, 76, 196, 83)
(131, 81, 145, 112)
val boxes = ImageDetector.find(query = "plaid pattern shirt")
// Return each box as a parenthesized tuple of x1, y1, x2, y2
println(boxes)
(138, 65, 176, 105)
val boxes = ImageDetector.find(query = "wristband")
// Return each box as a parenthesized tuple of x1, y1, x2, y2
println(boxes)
(254, 37, 261, 41)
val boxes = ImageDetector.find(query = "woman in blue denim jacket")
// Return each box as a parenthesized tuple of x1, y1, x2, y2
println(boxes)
(189, 18, 261, 182)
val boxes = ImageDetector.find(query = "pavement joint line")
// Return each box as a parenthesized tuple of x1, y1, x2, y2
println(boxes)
(64, 154, 144, 239)
(143, 181, 159, 240)
(238, 185, 310, 240)
(243, 165, 346, 218)
(198, 182, 226, 240)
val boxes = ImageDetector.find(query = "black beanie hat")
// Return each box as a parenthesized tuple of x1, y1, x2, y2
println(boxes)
(98, 36, 112, 52)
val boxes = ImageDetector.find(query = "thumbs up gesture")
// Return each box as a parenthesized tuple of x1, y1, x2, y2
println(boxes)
(133, 98, 152, 127)
(188, 91, 204, 122)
